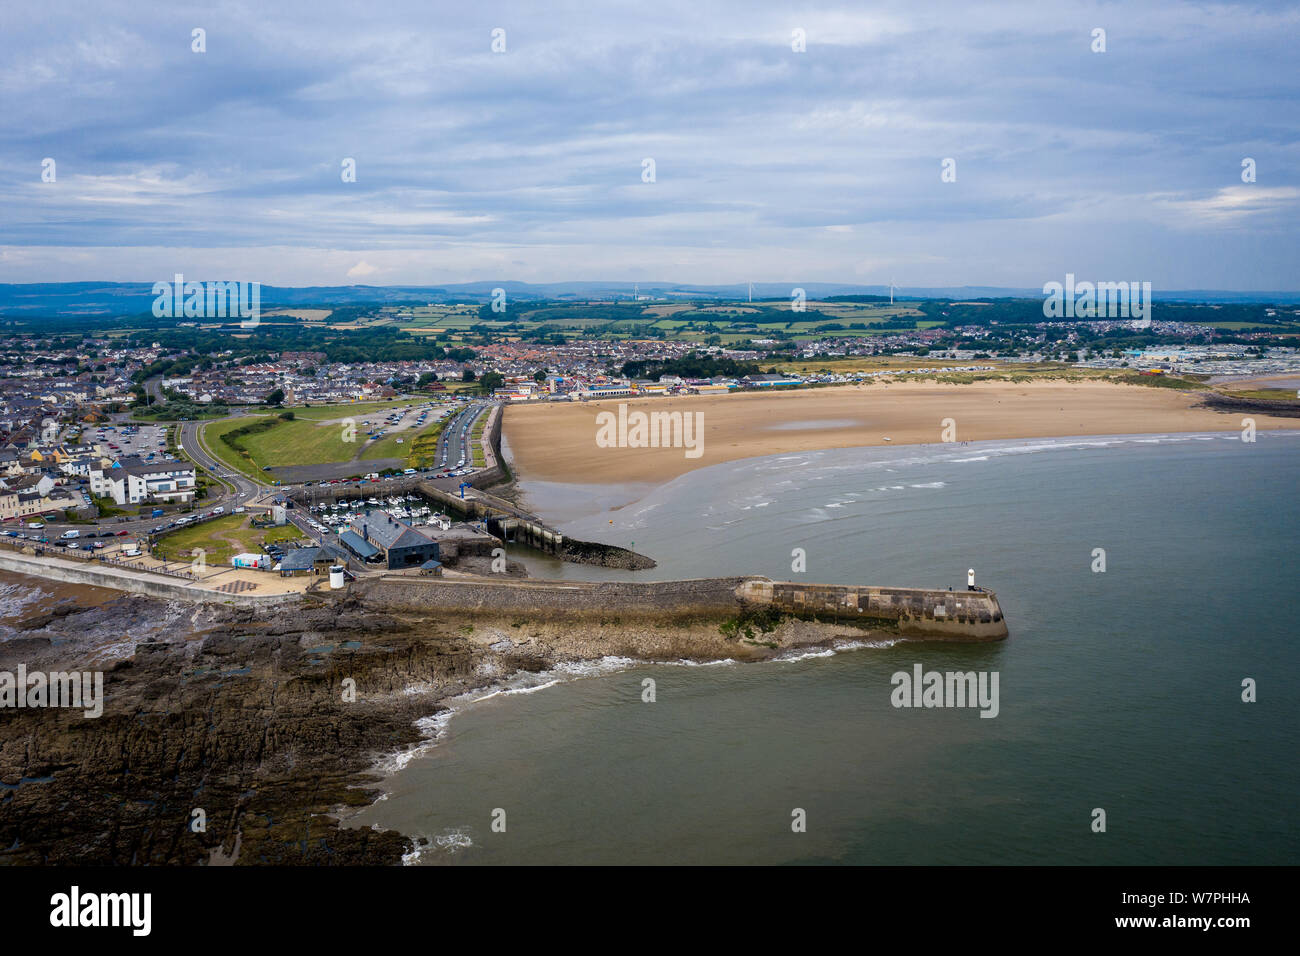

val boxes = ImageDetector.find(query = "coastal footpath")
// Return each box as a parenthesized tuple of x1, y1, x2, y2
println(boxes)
(0, 551, 298, 607)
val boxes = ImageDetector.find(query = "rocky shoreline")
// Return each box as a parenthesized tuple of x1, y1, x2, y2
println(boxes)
(0, 579, 889, 865)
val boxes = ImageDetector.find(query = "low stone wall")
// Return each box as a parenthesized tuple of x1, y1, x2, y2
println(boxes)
(0, 551, 301, 608)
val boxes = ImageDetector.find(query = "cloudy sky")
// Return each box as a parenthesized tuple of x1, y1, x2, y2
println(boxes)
(1, 1, 1297, 290)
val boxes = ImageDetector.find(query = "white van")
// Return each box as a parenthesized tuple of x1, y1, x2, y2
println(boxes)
(121, 545, 141, 557)
(61, 529, 81, 539)
(212, 506, 225, 515)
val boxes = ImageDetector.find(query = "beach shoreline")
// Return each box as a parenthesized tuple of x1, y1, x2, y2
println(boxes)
(502, 379, 1295, 485)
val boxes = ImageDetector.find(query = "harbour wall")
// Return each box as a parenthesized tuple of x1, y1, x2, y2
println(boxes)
(292, 475, 655, 568)
(359, 575, 1008, 640)
(0, 548, 1008, 640)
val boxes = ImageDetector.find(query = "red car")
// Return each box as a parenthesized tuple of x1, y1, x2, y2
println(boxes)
(116, 530, 130, 536)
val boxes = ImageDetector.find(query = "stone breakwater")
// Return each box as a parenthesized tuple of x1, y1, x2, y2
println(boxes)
(359, 575, 1008, 641)
(1, 551, 1007, 641)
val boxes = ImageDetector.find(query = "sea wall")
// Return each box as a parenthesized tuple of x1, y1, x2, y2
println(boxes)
(0, 551, 300, 608)
(359, 575, 1008, 640)
(359, 574, 749, 620)
(737, 580, 1008, 641)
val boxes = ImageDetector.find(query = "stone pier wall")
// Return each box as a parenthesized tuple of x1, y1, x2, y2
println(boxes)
(360, 575, 1008, 640)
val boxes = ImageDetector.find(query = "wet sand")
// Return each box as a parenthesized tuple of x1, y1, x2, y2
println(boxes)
(0, 570, 119, 630)
(502, 380, 1293, 484)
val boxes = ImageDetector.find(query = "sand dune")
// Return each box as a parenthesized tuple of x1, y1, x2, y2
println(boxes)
(501, 380, 1294, 484)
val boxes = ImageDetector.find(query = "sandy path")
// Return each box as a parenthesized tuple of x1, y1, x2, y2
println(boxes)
(502, 380, 1295, 485)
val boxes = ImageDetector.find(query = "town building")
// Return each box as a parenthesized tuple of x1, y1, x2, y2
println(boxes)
(344, 510, 441, 569)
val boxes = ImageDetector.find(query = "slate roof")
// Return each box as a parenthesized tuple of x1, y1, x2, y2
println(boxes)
(351, 511, 437, 552)
(278, 547, 321, 571)
(338, 530, 379, 558)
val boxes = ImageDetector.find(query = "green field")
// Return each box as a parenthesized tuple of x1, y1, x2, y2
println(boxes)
(154, 515, 304, 563)
(362, 418, 446, 462)
(291, 399, 415, 421)
(204, 401, 458, 472)
(206, 415, 359, 471)
(1223, 387, 1298, 401)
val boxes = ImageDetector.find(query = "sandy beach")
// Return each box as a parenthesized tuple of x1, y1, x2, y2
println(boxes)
(502, 380, 1295, 484)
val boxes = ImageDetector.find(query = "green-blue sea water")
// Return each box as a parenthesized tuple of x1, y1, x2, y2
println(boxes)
(348, 432, 1299, 865)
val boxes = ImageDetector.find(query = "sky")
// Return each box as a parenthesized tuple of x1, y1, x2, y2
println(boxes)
(1, 1, 1298, 290)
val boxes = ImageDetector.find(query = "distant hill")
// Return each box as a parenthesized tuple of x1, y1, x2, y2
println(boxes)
(2, 280, 1298, 316)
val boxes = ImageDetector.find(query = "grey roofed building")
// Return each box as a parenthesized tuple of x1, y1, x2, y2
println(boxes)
(349, 510, 440, 570)
(339, 530, 381, 561)
(278, 547, 322, 574)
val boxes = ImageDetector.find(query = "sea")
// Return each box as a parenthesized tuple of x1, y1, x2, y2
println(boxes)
(317, 431, 1299, 863)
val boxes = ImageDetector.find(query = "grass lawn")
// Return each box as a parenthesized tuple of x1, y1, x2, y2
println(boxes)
(1222, 388, 1298, 401)
(154, 515, 305, 563)
(291, 399, 415, 421)
(202, 418, 271, 478)
(362, 419, 445, 462)
(207, 415, 361, 470)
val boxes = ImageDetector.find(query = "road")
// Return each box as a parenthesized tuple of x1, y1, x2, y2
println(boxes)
(435, 401, 490, 473)
(284, 509, 358, 573)
(143, 375, 165, 404)
(16, 400, 498, 547)
(177, 416, 267, 504)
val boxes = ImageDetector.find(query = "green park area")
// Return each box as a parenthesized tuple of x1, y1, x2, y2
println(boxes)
(204, 402, 456, 475)
(206, 414, 356, 475)
(290, 399, 414, 421)
(153, 514, 304, 564)
(362, 419, 445, 465)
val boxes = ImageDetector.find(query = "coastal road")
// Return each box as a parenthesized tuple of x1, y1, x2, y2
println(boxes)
(284, 509, 359, 573)
(22, 400, 496, 543)
(177, 416, 268, 506)
(435, 401, 492, 472)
